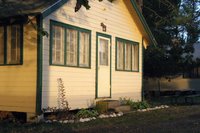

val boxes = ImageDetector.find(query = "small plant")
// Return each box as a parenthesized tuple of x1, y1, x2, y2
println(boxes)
(139, 101, 150, 109)
(76, 109, 98, 118)
(43, 78, 70, 112)
(119, 98, 150, 110)
(42, 78, 70, 120)
(57, 78, 69, 110)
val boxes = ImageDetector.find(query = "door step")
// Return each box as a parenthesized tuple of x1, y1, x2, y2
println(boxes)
(96, 100, 120, 109)
(114, 105, 131, 113)
(96, 100, 119, 113)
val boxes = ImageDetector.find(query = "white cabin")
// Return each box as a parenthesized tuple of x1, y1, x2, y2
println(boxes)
(0, 0, 156, 115)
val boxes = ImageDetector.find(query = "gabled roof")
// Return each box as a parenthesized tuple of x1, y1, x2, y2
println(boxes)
(0, 0, 157, 45)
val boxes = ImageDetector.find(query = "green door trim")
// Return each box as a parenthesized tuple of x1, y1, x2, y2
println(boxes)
(96, 32, 112, 99)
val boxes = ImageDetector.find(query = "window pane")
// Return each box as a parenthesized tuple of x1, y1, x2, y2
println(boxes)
(52, 25, 64, 65)
(66, 29, 78, 66)
(132, 45, 139, 71)
(7, 25, 21, 64)
(0, 27, 4, 64)
(117, 41, 124, 70)
(79, 32, 89, 67)
(99, 38, 109, 66)
(125, 43, 131, 70)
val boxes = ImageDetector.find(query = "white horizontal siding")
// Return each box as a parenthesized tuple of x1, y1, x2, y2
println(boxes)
(42, 0, 143, 109)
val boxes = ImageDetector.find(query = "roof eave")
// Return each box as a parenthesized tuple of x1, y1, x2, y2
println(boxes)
(41, 0, 69, 19)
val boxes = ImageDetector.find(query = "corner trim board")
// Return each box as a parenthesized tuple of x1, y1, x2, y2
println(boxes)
(36, 15, 43, 114)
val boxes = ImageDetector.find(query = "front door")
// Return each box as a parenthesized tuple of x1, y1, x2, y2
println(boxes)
(97, 36, 111, 98)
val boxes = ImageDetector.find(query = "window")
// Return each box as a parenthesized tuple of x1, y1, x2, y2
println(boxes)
(116, 38, 139, 71)
(125, 43, 131, 70)
(0, 25, 23, 65)
(79, 32, 90, 67)
(116, 41, 124, 70)
(52, 25, 65, 65)
(67, 29, 78, 66)
(99, 38, 109, 66)
(50, 20, 91, 68)
(7, 25, 21, 64)
(132, 45, 139, 71)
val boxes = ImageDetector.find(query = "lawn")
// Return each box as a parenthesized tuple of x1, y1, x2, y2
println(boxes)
(1, 105, 200, 133)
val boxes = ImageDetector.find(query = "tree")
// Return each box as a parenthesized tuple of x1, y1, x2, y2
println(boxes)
(75, 0, 116, 12)
(143, 0, 200, 79)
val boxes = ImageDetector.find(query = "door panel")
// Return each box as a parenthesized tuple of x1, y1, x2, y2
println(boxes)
(97, 37, 111, 98)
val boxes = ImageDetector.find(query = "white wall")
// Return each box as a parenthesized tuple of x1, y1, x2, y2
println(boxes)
(42, 0, 143, 110)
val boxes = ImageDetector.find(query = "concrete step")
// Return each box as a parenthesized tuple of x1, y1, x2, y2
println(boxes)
(96, 100, 120, 113)
(114, 105, 131, 113)
(96, 100, 120, 109)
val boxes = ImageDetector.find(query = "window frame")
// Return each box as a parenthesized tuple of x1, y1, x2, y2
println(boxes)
(50, 20, 91, 69)
(0, 24, 23, 66)
(115, 37, 139, 72)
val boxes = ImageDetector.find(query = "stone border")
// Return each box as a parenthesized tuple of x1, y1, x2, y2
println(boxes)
(137, 105, 169, 112)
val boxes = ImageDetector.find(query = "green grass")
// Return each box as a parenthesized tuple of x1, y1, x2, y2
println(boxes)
(1, 105, 200, 133)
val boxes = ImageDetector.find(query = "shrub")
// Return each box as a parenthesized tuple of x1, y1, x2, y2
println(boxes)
(119, 98, 150, 110)
(76, 109, 98, 118)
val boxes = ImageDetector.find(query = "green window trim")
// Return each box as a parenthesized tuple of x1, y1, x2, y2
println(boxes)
(0, 24, 23, 66)
(50, 20, 91, 69)
(115, 37, 139, 72)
